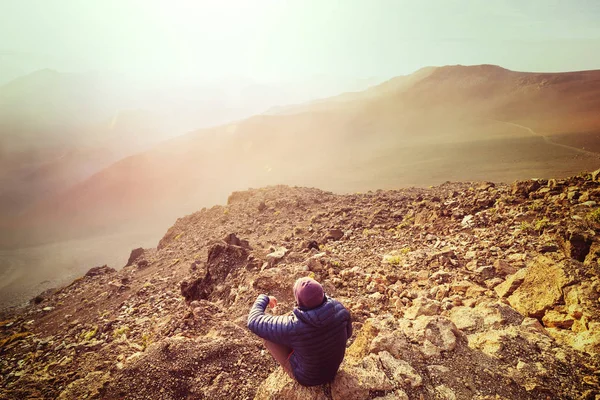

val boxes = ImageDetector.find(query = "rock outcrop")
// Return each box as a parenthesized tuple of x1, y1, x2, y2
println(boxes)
(2, 175, 600, 399)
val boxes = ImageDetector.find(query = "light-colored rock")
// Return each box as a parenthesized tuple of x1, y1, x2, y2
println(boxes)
(545, 328, 600, 355)
(346, 319, 379, 359)
(466, 260, 478, 271)
(435, 384, 457, 400)
(450, 281, 472, 294)
(508, 256, 573, 318)
(484, 277, 504, 289)
(461, 215, 474, 228)
(58, 371, 111, 400)
(369, 332, 410, 359)
(404, 297, 441, 319)
(448, 306, 479, 331)
(494, 268, 527, 298)
(253, 368, 327, 400)
(416, 269, 430, 280)
(266, 247, 288, 265)
(378, 350, 422, 388)
(424, 317, 459, 352)
(542, 310, 575, 329)
(331, 355, 394, 400)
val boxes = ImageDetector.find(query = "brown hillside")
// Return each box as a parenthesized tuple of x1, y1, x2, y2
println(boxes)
(5, 65, 600, 246)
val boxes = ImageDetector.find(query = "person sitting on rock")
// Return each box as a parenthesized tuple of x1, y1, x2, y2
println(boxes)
(247, 277, 352, 386)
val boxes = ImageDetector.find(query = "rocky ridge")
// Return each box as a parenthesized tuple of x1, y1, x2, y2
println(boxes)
(1, 172, 600, 399)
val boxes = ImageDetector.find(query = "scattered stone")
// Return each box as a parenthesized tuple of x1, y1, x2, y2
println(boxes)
(493, 260, 517, 276)
(512, 180, 540, 198)
(461, 215, 474, 228)
(4, 181, 600, 400)
(325, 229, 344, 241)
(494, 268, 528, 298)
(404, 297, 441, 319)
(266, 247, 288, 264)
(223, 233, 251, 248)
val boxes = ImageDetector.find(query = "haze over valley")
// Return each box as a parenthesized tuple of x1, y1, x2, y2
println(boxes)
(2, 64, 600, 307)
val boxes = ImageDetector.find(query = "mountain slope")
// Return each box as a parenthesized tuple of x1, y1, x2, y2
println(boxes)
(0, 70, 178, 219)
(1, 174, 600, 398)
(5, 65, 600, 247)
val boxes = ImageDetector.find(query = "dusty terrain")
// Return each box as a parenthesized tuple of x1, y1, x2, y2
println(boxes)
(2, 171, 600, 399)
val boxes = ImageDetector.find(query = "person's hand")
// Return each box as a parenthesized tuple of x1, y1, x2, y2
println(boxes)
(268, 296, 278, 309)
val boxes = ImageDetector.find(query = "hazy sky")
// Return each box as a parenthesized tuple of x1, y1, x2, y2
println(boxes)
(1, 0, 600, 84)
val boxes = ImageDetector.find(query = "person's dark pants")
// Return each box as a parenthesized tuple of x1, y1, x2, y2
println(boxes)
(263, 339, 294, 378)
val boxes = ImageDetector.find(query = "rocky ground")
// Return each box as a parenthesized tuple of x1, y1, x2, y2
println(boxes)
(1, 172, 600, 399)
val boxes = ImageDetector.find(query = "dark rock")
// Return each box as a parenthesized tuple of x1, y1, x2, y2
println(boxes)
(30, 287, 57, 305)
(85, 265, 116, 277)
(538, 244, 559, 253)
(258, 201, 267, 212)
(180, 277, 211, 303)
(562, 230, 593, 262)
(181, 242, 249, 303)
(475, 265, 495, 280)
(223, 233, 251, 249)
(126, 248, 145, 267)
(307, 240, 320, 251)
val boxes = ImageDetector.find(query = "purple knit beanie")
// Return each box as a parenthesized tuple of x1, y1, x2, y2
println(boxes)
(293, 277, 325, 309)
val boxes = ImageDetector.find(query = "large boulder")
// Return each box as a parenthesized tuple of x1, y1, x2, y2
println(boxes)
(331, 355, 395, 400)
(403, 297, 441, 319)
(125, 248, 145, 267)
(181, 242, 250, 302)
(507, 256, 573, 318)
(253, 369, 327, 400)
(448, 302, 524, 333)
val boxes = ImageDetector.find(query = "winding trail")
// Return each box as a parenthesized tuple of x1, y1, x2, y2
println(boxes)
(498, 120, 600, 159)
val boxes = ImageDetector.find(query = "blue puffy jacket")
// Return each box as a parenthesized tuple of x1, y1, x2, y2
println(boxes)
(247, 294, 352, 386)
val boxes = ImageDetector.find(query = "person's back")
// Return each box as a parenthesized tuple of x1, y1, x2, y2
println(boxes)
(247, 277, 352, 386)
